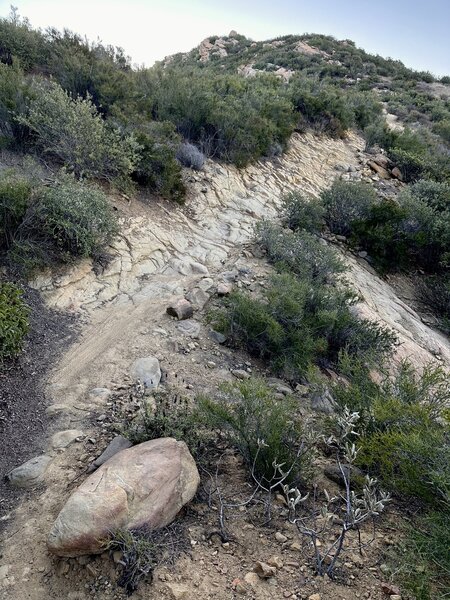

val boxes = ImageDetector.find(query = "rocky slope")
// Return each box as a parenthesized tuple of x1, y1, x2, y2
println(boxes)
(1, 130, 449, 599)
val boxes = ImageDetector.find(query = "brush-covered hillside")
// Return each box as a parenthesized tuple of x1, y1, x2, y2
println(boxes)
(0, 8, 449, 600)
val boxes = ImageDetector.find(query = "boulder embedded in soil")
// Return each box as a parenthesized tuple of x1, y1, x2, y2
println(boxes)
(47, 437, 199, 557)
(6, 455, 52, 488)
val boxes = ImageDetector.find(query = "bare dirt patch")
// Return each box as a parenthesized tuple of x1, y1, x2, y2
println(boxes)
(0, 282, 78, 527)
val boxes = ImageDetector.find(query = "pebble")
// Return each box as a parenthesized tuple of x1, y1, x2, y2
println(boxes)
(275, 532, 288, 543)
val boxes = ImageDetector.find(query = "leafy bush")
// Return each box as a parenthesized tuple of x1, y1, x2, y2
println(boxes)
(176, 142, 205, 170)
(123, 388, 205, 457)
(335, 361, 450, 506)
(350, 187, 450, 271)
(0, 170, 32, 252)
(132, 124, 186, 202)
(320, 180, 378, 236)
(11, 176, 118, 271)
(417, 275, 450, 334)
(18, 80, 139, 182)
(152, 69, 296, 166)
(256, 221, 344, 283)
(289, 76, 354, 137)
(0, 282, 30, 359)
(215, 270, 395, 380)
(281, 190, 325, 233)
(198, 379, 309, 485)
(0, 61, 31, 148)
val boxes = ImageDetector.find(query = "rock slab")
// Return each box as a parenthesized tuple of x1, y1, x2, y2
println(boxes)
(47, 437, 200, 557)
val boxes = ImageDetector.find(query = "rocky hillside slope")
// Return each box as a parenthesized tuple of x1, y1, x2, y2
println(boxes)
(1, 129, 448, 599)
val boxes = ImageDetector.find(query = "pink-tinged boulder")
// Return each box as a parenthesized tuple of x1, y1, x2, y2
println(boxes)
(47, 438, 199, 557)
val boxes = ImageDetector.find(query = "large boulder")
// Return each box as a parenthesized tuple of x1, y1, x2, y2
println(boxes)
(47, 438, 199, 557)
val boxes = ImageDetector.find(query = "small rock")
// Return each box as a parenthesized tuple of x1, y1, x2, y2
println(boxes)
(358, 250, 368, 258)
(189, 261, 209, 275)
(290, 542, 301, 551)
(217, 282, 233, 296)
(176, 319, 201, 338)
(208, 330, 227, 344)
(244, 572, 260, 587)
(6, 455, 51, 488)
(391, 596, 401, 600)
(391, 166, 403, 180)
(275, 532, 288, 543)
(165, 582, 190, 599)
(185, 288, 210, 310)
(87, 435, 132, 473)
(381, 583, 401, 596)
(308, 595, 321, 600)
(52, 430, 84, 449)
(88, 388, 111, 402)
(254, 561, 277, 579)
(130, 356, 161, 390)
(267, 556, 283, 569)
(231, 369, 250, 380)
(167, 299, 194, 320)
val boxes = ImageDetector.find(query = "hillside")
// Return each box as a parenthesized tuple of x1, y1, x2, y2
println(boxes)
(0, 9, 449, 600)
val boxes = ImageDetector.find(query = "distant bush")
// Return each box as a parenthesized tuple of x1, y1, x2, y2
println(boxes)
(176, 142, 205, 170)
(0, 61, 31, 148)
(152, 69, 296, 166)
(198, 378, 309, 485)
(11, 175, 118, 271)
(0, 282, 30, 359)
(18, 80, 140, 183)
(320, 180, 378, 236)
(132, 123, 186, 203)
(282, 191, 325, 233)
(350, 187, 449, 271)
(290, 76, 354, 137)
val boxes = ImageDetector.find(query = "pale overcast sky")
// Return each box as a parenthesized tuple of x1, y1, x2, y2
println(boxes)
(1, 0, 449, 76)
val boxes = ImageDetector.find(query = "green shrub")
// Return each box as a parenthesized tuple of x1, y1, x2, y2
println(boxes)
(289, 76, 354, 137)
(152, 69, 296, 166)
(336, 361, 450, 506)
(0, 282, 30, 359)
(123, 388, 205, 457)
(0, 61, 31, 148)
(394, 510, 450, 600)
(417, 275, 450, 334)
(350, 188, 449, 271)
(0, 170, 32, 252)
(256, 221, 344, 283)
(409, 179, 450, 212)
(18, 80, 140, 182)
(132, 124, 186, 203)
(281, 191, 325, 233)
(198, 378, 309, 485)
(215, 271, 395, 380)
(11, 175, 118, 271)
(320, 180, 378, 236)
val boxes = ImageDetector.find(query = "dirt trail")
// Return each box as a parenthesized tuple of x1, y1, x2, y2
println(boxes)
(1, 131, 449, 600)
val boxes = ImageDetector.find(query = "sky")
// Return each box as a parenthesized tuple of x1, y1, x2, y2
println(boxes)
(1, 0, 449, 76)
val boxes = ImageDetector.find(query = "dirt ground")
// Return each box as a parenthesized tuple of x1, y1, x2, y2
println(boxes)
(0, 283, 78, 527)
